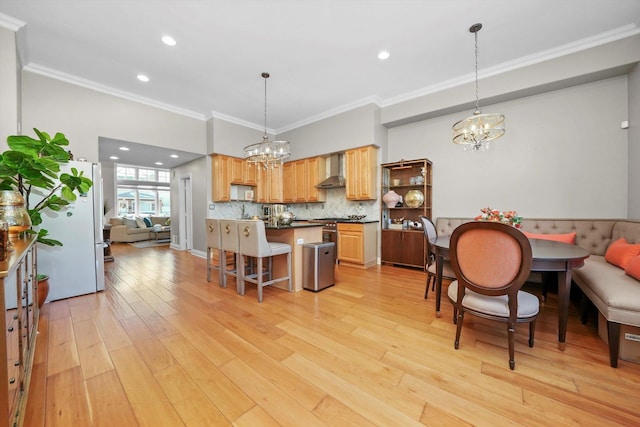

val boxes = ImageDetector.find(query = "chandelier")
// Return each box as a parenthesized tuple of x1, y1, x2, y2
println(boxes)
(243, 72, 290, 168)
(452, 23, 505, 152)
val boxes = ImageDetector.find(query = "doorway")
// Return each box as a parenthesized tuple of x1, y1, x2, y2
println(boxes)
(178, 175, 193, 251)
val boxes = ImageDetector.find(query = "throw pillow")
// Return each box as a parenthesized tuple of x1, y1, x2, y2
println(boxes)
(604, 238, 640, 269)
(143, 217, 152, 227)
(522, 231, 576, 244)
(625, 255, 640, 281)
(135, 218, 146, 228)
(123, 218, 138, 228)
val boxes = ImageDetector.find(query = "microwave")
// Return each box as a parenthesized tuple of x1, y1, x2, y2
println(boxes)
(262, 205, 271, 217)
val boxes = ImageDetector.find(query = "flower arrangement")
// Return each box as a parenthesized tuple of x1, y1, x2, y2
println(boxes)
(475, 207, 523, 229)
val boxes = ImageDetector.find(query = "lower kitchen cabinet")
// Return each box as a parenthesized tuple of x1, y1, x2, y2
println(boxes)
(337, 222, 377, 269)
(381, 229, 425, 269)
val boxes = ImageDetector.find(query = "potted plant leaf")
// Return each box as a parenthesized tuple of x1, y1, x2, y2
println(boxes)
(0, 128, 93, 246)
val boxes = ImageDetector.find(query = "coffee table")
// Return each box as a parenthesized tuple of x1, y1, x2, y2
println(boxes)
(433, 235, 590, 350)
(152, 226, 171, 244)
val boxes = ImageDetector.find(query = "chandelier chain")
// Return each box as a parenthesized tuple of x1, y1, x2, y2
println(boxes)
(474, 29, 479, 112)
(263, 73, 268, 136)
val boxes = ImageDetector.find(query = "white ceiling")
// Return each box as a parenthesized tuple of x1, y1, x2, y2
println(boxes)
(1, 0, 640, 166)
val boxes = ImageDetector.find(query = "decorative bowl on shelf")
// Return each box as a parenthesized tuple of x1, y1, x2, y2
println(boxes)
(405, 190, 425, 208)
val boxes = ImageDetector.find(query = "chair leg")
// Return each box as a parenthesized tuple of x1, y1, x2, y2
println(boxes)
(287, 252, 292, 292)
(424, 273, 432, 299)
(257, 257, 264, 303)
(529, 320, 536, 347)
(206, 247, 212, 282)
(454, 308, 464, 349)
(221, 249, 227, 288)
(508, 322, 516, 370)
(237, 253, 245, 295)
(607, 320, 621, 368)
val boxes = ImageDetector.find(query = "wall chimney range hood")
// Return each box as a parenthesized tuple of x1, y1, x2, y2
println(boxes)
(316, 153, 345, 189)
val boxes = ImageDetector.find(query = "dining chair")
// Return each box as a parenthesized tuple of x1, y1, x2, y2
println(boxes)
(219, 219, 243, 293)
(447, 221, 539, 370)
(419, 215, 456, 299)
(237, 219, 292, 303)
(205, 219, 224, 286)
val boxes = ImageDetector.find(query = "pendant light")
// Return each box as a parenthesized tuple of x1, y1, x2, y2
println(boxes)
(452, 23, 505, 152)
(243, 72, 290, 168)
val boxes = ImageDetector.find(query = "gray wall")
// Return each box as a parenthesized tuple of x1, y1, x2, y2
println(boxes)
(388, 76, 629, 219)
(628, 64, 640, 219)
(20, 72, 207, 162)
(173, 156, 208, 254)
(0, 26, 18, 145)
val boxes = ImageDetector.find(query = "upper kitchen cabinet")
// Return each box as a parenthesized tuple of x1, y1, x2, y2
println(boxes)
(256, 163, 283, 203)
(345, 145, 378, 200)
(211, 154, 258, 202)
(282, 157, 327, 204)
(211, 154, 231, 202)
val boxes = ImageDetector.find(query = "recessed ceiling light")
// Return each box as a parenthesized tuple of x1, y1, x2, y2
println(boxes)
(162, 35, 176, 46)
(155, 162, 163, 165)
(109, 156, 119, 160)
(378, 50, 390, 60)
(119, 146, 130, 151)
(137, 74, 150, 82)
(170, 154, 179, 158)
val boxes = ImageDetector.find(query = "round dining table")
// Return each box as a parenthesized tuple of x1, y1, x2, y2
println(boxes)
(432, 235, 590, 350)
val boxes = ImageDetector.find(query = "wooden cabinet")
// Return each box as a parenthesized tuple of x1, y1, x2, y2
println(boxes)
(211, 154, 259, 201)
(380, 158, 432, 269)
(282, 157, 327, 204)
(256, 164, 283, 203)
(1, 236, 38, 427)
(282, 162, 295, 203)
(337, 222, 377, 269)
(211, 154, 231, 202)
(345, 146, 378, 200)
(305, 157, 326, 202)
(381, 229, 425, 268)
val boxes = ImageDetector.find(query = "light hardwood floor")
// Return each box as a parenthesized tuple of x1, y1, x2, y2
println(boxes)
(24, 243, 640, 426)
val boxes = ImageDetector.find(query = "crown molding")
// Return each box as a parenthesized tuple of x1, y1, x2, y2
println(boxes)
(0, 13, 25, 32)
(380, 24, 640, 108)
(207, 110, 266, 133)
(275, 95, 382, 134)
(23, 63, 206, 121)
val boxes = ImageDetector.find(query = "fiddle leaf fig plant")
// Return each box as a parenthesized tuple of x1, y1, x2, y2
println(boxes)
(0, 128, 93, 246)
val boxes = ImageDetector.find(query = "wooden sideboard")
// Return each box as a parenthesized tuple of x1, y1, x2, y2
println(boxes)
(0, 236, 38, 427)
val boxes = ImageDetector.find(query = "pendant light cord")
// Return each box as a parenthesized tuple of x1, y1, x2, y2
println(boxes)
(263, 72, 269, 138)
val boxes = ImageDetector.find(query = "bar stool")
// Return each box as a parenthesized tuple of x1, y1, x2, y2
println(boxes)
(219, 219, 243, 293)
(205, 219, 224, 286)
(237, 220, 292, 303)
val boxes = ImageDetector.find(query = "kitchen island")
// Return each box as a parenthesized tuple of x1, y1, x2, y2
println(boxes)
(264, 222, 324, 292)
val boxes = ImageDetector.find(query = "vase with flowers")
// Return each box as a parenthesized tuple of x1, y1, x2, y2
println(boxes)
(475, 206, 523, 229)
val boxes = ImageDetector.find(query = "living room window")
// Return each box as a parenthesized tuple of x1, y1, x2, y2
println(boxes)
(116, 165, 170, 216)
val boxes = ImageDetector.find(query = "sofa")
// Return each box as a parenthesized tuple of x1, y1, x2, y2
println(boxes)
(434, 217, 640, 367)
(108, 216, 171, 243)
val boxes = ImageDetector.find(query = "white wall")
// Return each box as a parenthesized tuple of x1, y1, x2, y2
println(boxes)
(388, 77, 629, 220)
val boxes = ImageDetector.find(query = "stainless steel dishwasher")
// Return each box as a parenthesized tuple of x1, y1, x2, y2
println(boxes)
(302, 242, 335, 292)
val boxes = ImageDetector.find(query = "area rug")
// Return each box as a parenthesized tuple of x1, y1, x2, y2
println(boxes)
(129, 240, 170, 248)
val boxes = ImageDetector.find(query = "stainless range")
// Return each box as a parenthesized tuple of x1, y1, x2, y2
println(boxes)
(308, 218, 342, 262)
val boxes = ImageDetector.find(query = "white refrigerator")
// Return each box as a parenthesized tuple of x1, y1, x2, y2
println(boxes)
(36, 161, 105, 302)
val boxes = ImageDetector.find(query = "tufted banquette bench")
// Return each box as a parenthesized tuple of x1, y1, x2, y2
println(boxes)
(434, 217, 640, 367)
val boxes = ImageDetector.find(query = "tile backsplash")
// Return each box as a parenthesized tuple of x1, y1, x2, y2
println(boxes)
(208, 188, 379, 221)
